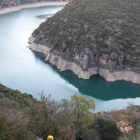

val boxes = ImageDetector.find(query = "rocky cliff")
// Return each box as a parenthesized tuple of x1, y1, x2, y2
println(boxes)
(29, 0, 140, 84)
(0, 0, 69, 9)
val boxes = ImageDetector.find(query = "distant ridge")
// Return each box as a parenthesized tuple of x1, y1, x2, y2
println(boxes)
(0, 0, 69, 14)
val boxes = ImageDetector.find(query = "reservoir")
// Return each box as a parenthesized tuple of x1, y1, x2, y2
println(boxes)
(0, 6, 140, 112)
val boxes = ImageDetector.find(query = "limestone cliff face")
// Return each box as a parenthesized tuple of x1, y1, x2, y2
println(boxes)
(29, 36, 98, 79)
(28, 36, 140, 84)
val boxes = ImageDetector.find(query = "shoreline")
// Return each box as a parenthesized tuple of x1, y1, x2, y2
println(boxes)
(0, 2, 68, 15)
(28, 36, 140, 84)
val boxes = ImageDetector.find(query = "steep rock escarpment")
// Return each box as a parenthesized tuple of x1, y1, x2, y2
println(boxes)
(0, 0, 69, 9)
(29, 0, 140, 84)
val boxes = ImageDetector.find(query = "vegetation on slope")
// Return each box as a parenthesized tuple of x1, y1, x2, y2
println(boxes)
(0, 84, 140, 140)
(33, 0, 140, 69)
(0, 84, 36, 109)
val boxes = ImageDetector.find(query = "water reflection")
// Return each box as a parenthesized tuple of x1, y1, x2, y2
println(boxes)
(33, 51, 140, 101)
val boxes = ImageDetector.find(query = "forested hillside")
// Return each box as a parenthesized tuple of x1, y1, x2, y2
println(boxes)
(33, 0, 140, 71)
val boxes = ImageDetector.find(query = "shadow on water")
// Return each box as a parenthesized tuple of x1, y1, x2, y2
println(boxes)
(33, 51, 140, 101)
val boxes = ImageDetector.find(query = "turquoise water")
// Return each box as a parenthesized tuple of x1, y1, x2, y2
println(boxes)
(0, 6, 140, 112)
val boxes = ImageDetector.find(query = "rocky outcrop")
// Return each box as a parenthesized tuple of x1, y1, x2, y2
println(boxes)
(28, 36, 98, 79)
(28, 36, 140, 84)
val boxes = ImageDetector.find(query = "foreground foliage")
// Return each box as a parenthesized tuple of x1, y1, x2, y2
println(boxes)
(0, 84, 140, 140)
